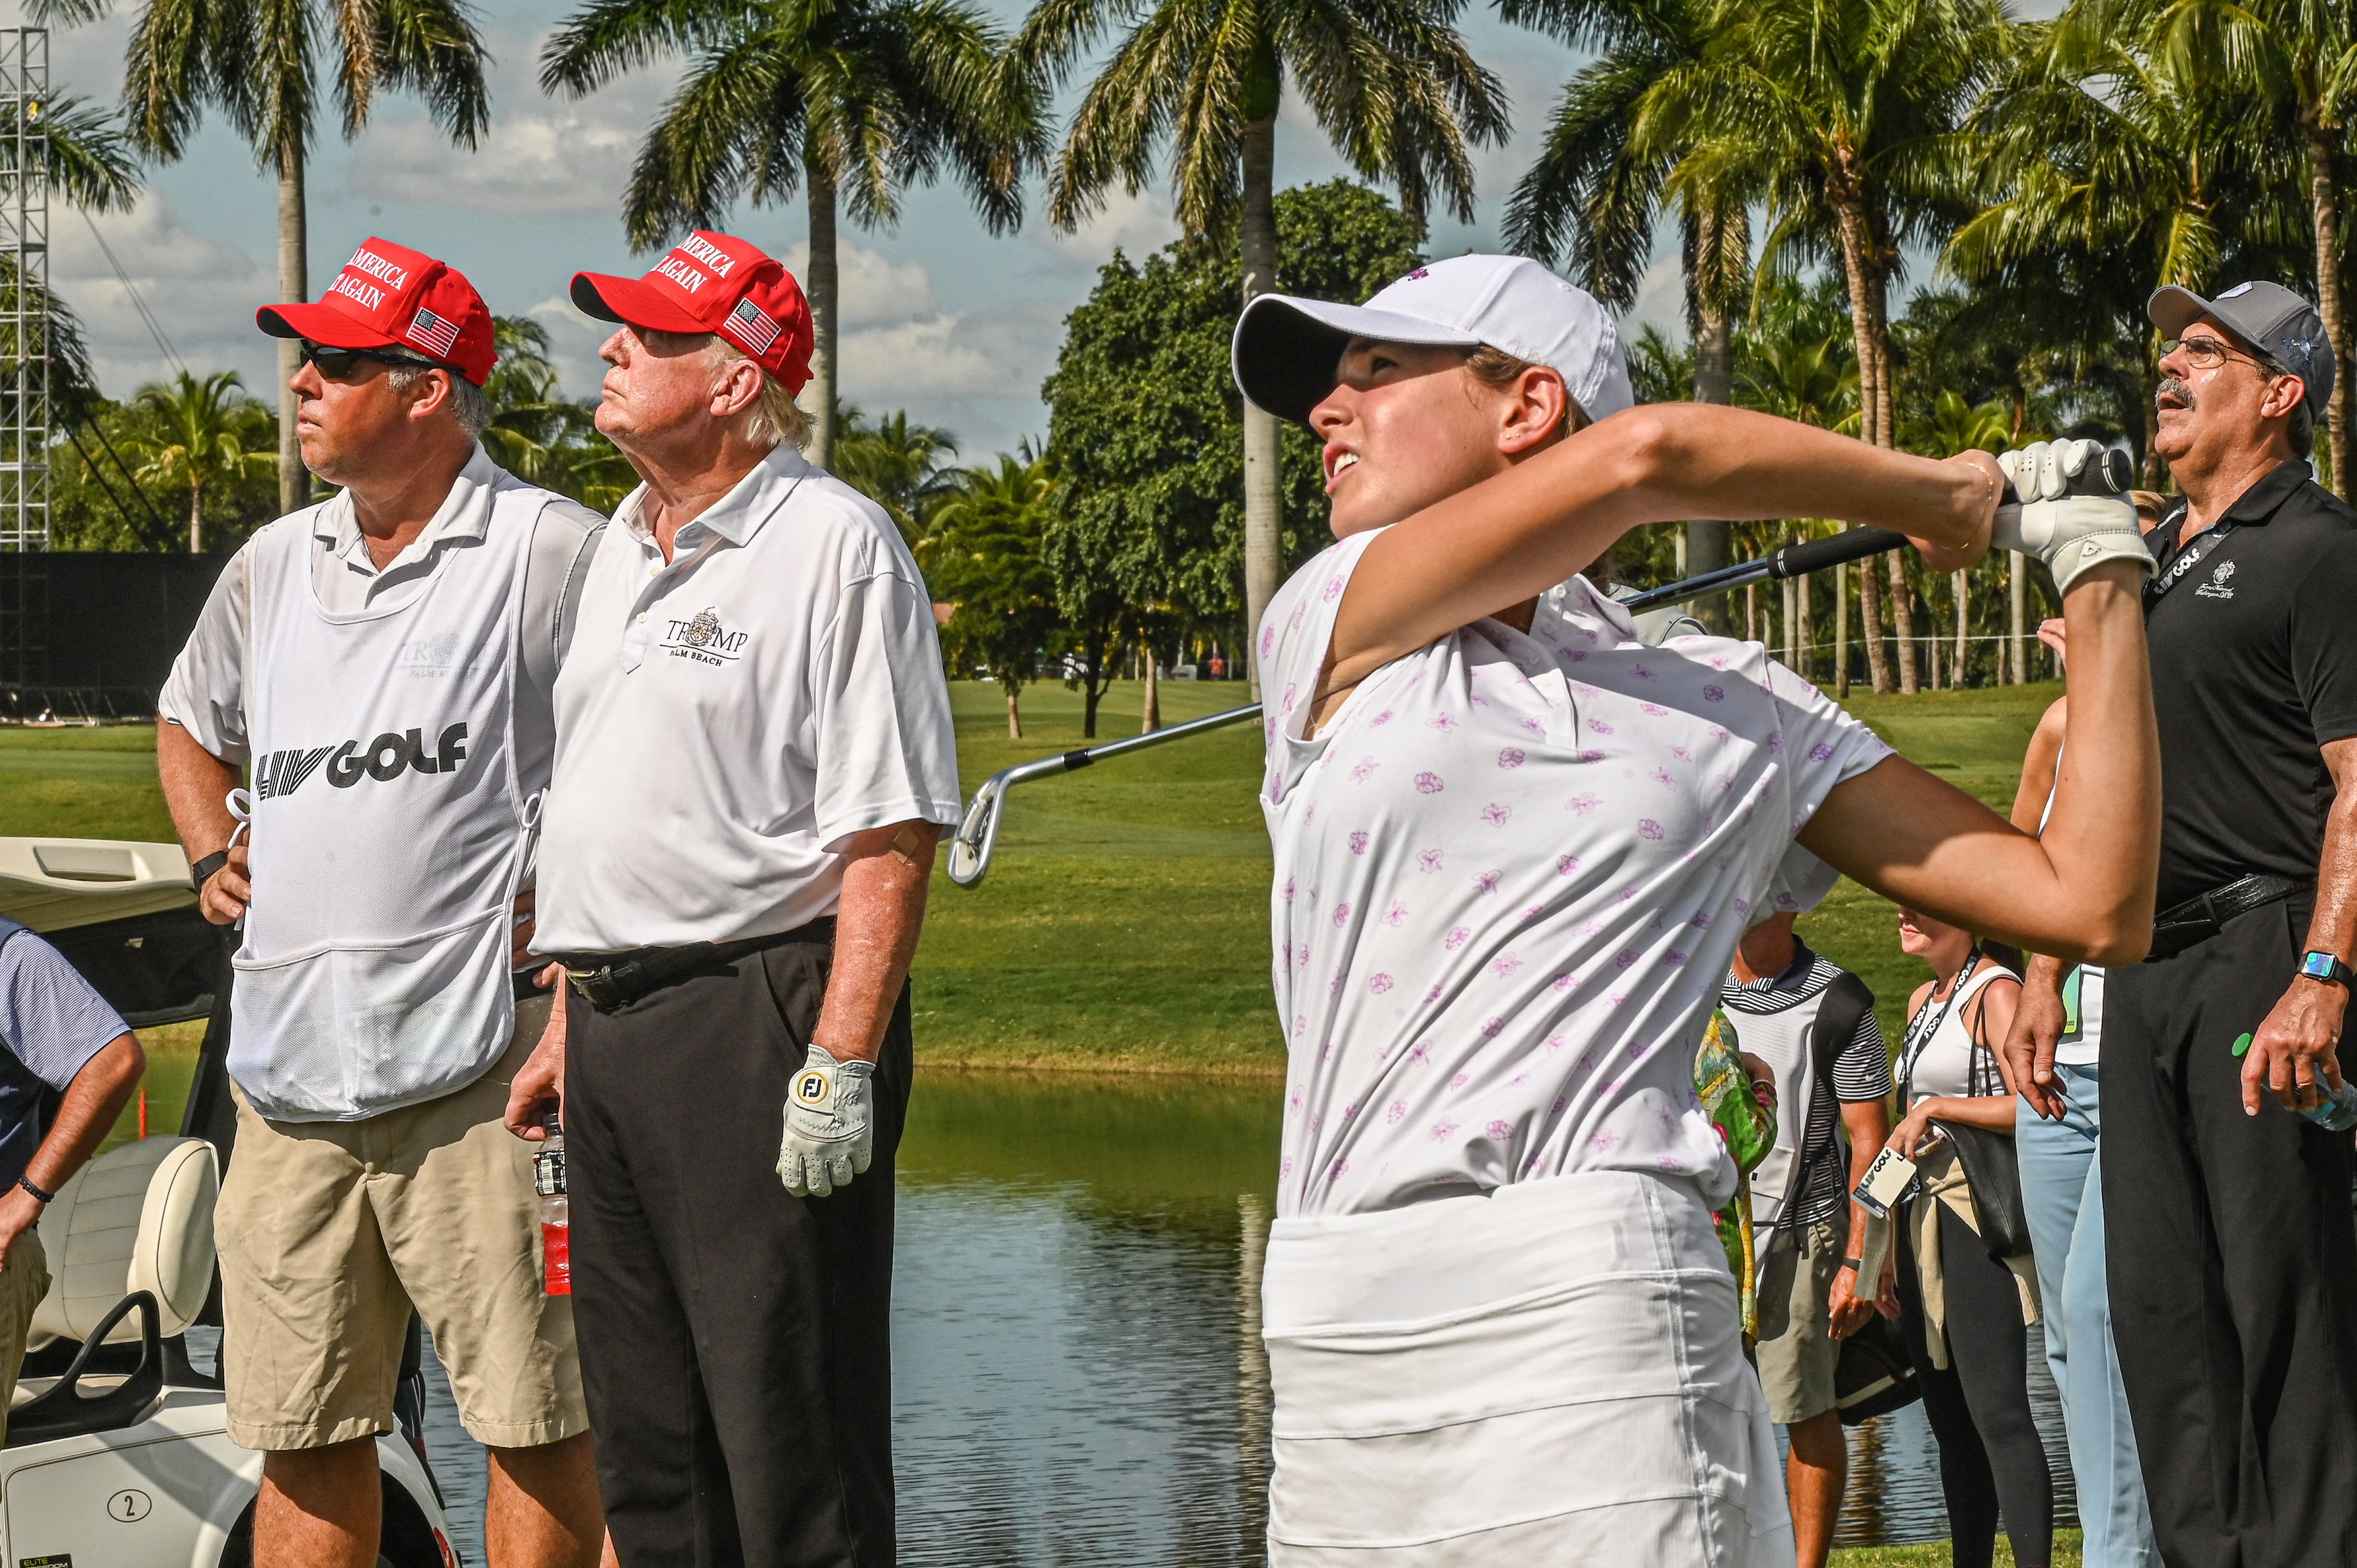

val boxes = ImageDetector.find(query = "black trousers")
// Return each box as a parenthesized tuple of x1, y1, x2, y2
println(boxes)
(2104, 897, 2357, 1568)
(1895, 1203, 2054, 1568)
(564, 934, 913, 1568)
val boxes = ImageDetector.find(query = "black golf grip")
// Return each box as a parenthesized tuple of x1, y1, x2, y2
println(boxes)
(1999, 444, 2135, 502)
(1771, 527, 1908, 578)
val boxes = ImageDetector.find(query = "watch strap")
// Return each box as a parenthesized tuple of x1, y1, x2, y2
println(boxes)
(190, 850, 230, 895)
(2300, 950, 2354, 987)
(1840, 1257, 1864, 1271)
(17, 1173, 54, 1204)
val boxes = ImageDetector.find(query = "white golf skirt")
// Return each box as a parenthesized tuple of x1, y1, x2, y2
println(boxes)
(1261, 1170, 1797, 1567)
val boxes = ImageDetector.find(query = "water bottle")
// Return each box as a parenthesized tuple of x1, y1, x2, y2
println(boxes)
(2231, 1033, 2357, 1130)
(534, 1109, 570, 1296)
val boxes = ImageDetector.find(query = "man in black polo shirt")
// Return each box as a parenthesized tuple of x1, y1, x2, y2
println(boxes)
(2098, 279, 2357, 1568)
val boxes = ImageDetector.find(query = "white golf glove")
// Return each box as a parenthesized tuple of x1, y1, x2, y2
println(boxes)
(778, 1044, 875, 1197)
(1991, 440, 2152, 596)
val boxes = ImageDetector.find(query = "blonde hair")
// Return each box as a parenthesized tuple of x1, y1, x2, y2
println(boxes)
(1463, 346, 1590, 440)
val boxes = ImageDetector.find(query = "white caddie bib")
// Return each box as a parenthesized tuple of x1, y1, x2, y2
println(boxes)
(230, 480, 552, 1121)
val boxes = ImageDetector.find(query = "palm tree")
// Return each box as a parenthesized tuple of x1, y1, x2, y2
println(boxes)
(2135, 0, 2356, 492)
(1640, 0, 2007, 691)
(129, 370, 275, 552)
(1020, 0, 1508, 697)
(834, 405, 960, 550)
(478, 316, 622, 503)
(42, 0, 491, 516)
(1501, 0, 1754, 626)
(929, 449, 1061, 737)
(0, 92, 144, 211)
(542, 0, 1044, 473)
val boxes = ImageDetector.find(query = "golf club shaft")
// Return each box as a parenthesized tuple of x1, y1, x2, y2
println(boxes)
(949, 445, 2137, 886)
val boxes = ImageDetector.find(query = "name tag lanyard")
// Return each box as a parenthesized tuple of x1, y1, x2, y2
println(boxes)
(2146, 521, 2238, 607)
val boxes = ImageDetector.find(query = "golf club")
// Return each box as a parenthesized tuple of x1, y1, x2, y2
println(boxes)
(946, 446, 2137, 887)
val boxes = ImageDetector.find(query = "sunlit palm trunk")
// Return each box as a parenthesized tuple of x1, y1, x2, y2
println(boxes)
(1832, 197, 1891, 693)
(2007, 552, 2026, 683)
(275, 143, 306, 518)
(189, 479, 203, 554)
(807, 166, 840, 471)
(1687, 223, 1734, 636)
(1006, 683, 1022, 739)
(2306, 114, 2348, 496)
(1240, 114, 1281, 702)
(1141, 644, 1160, 732)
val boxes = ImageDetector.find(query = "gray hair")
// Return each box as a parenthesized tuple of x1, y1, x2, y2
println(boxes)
(383, 360, 490, 438)
(2257, 345, 2316, 460)
(642, 328, 811, 451)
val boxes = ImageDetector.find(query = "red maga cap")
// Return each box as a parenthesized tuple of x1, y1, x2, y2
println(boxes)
(570, 231, 814, 393)
(257, 238, 496, 386)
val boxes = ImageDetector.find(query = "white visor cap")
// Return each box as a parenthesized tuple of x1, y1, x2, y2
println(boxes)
(1231, 254, 1636, 428)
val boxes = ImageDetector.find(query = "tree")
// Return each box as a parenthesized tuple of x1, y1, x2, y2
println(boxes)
(835, 405, 960, 549)
(1021, 0, 1506, 697)
(542, 0, 1044, 472)
(1640, 0, 2008, 691)
(127, 370, 277, 552)
(1042, 181, 1420, 732)
(0, 92, 143, 211)
(929, 450, 1061, 737)
(52, 0, 492, 517)
(1500, 0, 1754, 625)
(2135, 0, 2357, 492)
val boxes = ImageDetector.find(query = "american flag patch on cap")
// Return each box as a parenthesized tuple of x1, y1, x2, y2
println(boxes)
(406, 307, 461, 360)
(724, 297, 781, 355)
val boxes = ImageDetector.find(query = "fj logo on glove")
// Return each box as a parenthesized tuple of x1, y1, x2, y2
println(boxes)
(793, 1066, 832, 1105)
(2196, 560, 2237, 600)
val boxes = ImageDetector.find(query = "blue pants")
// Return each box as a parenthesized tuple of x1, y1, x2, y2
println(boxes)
(2015, 1062, 2157, 1567)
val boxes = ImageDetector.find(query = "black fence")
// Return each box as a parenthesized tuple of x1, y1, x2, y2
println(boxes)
(0, 551, 229, 718)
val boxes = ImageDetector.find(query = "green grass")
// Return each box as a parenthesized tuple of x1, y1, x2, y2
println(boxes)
(9, 677, 2064, 1078)
(1833, 1532, 2081, 1567)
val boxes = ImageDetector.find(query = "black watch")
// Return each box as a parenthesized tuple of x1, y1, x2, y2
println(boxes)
(189, 850, 230, 895)
(2299, 951, 2354, 988)
(1840, 1257, 1864, 1272)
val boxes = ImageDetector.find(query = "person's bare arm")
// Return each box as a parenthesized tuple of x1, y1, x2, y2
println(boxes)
(1827, 1094, 1894, 1336)
(0, 1032, 143, 1270)
(1325, 407, 1999, 702)
(2003, 957, 2072, 1120)
(1801, 564, 2158, 965)
(2008, 697, 2068, 833)
(1886, 978, 2024, 1156)
(814, 821, 940, 1064)
(158, 720, 249, 924)
(2243, 735, 2357, 1112)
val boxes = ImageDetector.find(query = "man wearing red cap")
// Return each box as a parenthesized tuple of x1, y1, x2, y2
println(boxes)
(156, 238, 609, 1568)
(505, 230, 958, 1567)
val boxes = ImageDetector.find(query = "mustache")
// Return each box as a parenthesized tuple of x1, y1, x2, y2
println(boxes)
(2156, 374, 2195, 409)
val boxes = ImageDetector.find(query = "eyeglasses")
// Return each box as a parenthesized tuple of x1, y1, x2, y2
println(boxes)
(299, 342, 445, 382)
(2161, 336, 2271, 373)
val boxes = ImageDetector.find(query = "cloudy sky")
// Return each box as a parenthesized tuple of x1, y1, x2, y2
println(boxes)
(25, 0, 1682, 459)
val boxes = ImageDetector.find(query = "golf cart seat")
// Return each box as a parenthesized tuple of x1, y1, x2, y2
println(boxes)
(27, 1134, 218, 1352)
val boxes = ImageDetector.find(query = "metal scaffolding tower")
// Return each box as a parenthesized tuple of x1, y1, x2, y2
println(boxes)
(0, 27, 46, 702)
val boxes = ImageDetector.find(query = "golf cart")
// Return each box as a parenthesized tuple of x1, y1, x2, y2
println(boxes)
(0, 836, 461, 1568)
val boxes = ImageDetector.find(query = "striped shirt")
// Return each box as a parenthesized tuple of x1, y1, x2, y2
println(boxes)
(1721, 943, 1890, 1228)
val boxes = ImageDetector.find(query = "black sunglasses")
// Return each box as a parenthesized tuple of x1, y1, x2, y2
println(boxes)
(300, 341, 449, 382)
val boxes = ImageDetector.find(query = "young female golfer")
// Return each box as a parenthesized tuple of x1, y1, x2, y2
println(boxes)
(1228, 255, 2158, 1567)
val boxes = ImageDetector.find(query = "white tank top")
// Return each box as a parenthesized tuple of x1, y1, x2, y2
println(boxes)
(1898, 959, 2012, 1103)
(230, 481, 552, 1122)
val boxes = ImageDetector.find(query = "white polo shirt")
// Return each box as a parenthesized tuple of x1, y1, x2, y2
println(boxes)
(1259, 529, 1890, 1219)
(533, 444, 961, 953)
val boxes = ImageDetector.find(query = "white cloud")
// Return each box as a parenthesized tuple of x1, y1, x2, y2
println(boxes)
(53, 195, 280, 398)
(347, 21, 669, 217)
(782, 240, 938, 331)
(1036, 186, 1180, 264)
(1619, 253, 1688, 347)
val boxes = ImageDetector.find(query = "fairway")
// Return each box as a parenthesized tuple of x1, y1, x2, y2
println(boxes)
(11, 673, 2061, 1078)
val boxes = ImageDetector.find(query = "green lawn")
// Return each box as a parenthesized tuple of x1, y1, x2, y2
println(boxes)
(15, 673, 2061, 1079)
(1834, 1533, 2080, 1567)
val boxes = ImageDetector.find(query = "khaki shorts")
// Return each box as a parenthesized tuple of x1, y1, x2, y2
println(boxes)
(218, 994, 587, 1450)
(1754, 1216, 1843, 1425)
(0, 1227, 48, 1444)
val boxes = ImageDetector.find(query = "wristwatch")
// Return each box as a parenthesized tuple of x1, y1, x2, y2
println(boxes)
(189, 850, 230, 896)
(1840, 1257, 1864, 1272)
(2299, 951, 2354, 988)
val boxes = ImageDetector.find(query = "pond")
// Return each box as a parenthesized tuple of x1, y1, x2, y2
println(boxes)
(403, 1070, 2076, 1564)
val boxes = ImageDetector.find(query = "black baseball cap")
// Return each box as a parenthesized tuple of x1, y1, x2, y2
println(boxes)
(2148, 280, 2334, 417)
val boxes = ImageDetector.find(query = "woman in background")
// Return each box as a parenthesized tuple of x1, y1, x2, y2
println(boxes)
(1889, 908, 2049, 1568)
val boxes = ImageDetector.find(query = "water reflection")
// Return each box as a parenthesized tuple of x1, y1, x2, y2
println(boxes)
(385, 1070, 2074, 1562)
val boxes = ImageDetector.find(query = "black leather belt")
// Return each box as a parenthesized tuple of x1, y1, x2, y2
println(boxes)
(2147, 875, 2311, 961)
(552, 918, 837, 1012)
